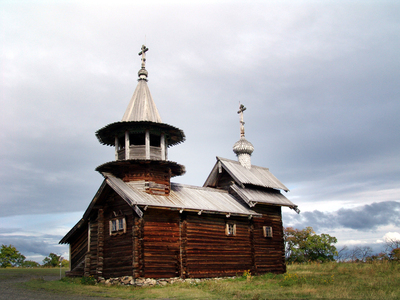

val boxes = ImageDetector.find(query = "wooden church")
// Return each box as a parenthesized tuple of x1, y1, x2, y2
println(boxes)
(60, 45, 299, 280)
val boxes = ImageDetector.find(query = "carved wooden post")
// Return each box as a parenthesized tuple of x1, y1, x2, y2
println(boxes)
(132, 216, 138, 278)
(84, 221, 91, 277)
(84, 254, 90, 277)
(115, 136, 119, 160)
(133, 217, 144, 278)
(179, 215, 187, 278)
(145, 130, 150, 159)
(139, 218, 145, 277)
(161, 133, 166, 160)
(125, 131, 130, 160)
(250, 219, 257, 275)
(97, 209, 104, 280)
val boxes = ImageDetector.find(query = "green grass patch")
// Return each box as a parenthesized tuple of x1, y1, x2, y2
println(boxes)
(2, 262, 400, 299)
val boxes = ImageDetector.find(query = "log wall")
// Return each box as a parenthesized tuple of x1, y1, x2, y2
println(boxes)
(141, 209, 180, 278)
(87, 217, 98, 276)
(68, 191, 285, 279)
(70, 225, 88, 272)
(185, 213, 253, 278)
(252, 205, 286, 274)
(102, 194, 134, 279)
(121, 165, 171, 195)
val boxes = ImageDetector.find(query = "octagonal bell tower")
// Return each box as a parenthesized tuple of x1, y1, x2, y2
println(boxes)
(95, 45, 185, 195)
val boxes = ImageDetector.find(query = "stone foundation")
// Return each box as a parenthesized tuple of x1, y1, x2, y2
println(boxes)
(98, 276, 228, 287)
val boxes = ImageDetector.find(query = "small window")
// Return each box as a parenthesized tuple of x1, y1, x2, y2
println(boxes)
(150, 134, 160, 147)
(130, 133, 145, 146)
(263, 226, 273, 238)
(109, 217, 126, 235)
(225, 223, 236, 236)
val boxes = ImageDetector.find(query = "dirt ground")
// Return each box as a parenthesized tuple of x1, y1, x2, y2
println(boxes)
(0, 274, 120, 300)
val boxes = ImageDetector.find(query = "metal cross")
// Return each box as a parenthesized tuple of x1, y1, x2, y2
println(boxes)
(138, 45, 149, 69)
(238, 104, 246, 137)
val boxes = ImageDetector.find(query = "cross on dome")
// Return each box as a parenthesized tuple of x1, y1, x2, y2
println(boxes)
(233, 103, 254, 169)
(238, 103, 246, 138)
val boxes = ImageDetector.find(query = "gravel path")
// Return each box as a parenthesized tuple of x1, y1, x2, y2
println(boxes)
(0, 274, 120, 300)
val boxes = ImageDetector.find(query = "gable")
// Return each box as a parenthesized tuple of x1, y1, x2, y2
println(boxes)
(204, 157, 289, 192)
(59, 182, 131, 244)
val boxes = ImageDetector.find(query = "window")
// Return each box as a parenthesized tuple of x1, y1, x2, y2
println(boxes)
(109, 217, 126, 235)
(150, 134, 161, 147)
(225, 223, 236, 236)
(130, 133, 145, 146)
(263, 226, 273, 238)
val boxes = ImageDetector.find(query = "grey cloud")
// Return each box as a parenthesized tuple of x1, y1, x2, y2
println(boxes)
(284, 201, 400, 231)
(337, 202, 400, 230)
(0, 234, 67, 258)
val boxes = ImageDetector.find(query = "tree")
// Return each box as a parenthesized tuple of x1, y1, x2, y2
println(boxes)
(284, 227, 338, 263)
(43, 253, 61, 267)
(367, 252, 389, 262)
(390, 248, 400, 261)
(0, 244, 26, 267)
(357, 246, 374, 262)
(383, 236, 400, 262)
(21, 260, 41, 268)
(349, 246, 362, 262)
(284, 227, 314, 261)
(385, 237, 400, 254)
(335, 245, 349, 262)
(61, 259, 69, 268)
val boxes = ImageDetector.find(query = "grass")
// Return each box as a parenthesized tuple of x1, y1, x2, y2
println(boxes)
(3, 261, 400, 299)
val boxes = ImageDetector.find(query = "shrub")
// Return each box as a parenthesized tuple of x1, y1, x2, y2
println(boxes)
(80, 276, 97, 285)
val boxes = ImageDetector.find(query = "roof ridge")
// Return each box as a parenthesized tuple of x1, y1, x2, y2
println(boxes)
(217, 156, 269, 171)
(171, 182, 229, 193)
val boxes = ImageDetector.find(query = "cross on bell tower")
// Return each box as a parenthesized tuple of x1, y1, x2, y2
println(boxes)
(138, 45, 149, 80)
(138, 45, 149, 69)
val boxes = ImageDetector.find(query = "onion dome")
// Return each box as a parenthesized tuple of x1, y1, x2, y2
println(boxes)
(233, 137, 254, 156)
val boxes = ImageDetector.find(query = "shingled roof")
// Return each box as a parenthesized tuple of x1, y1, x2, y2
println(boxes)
(230, 184, 295, 208)
(104, 173, 260, 217)
(204, 156, 290, 192)
(121, 78, 162, 123)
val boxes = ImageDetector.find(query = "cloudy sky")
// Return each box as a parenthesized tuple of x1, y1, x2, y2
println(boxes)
(1, 0, 399, 262)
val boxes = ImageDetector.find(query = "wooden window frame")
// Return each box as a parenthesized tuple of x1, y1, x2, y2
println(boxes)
(109, 217, 126, 235)
(263, 226, 273, 238)
(225, 223, 236, 236)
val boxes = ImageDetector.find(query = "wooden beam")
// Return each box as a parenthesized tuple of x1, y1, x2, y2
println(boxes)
(96, 209, 104, 280)
(161, 133, 166, 160)
(145, 130, 150, 159)
(115, 136, 119, 160)
(133, 205, 143, 218)
(125, 131, 130, 160)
